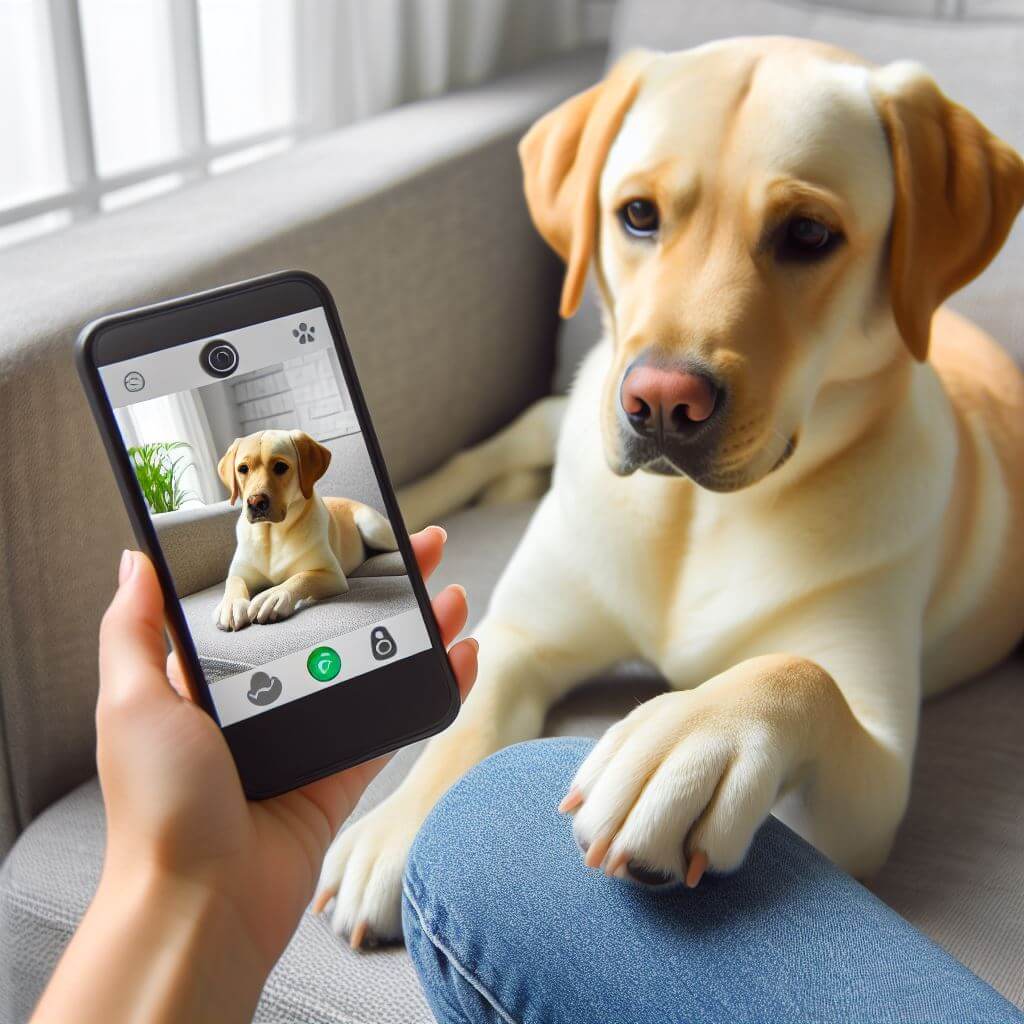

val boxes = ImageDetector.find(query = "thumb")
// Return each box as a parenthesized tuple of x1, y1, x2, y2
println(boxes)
(98, 550, 175, 711)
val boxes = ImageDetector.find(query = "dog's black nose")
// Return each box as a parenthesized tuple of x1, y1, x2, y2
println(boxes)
(621, 363, 721, 438)
(247, 493, 270, 514)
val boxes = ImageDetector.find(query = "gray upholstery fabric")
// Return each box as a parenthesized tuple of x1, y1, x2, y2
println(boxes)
(350, 552, 406, 579)
(185, 576, 416, 683)
(3, 498, 1023, 1021)
(0, 48, 606, 853)
(154, 501, 239, 598)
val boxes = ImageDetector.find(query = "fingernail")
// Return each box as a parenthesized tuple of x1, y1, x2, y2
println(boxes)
(450, 583, 467, 601)
(118, 549, 134, 585)
(432, 525, 448, 542)
(558, 786, 584, 813)
(465, 637, 479, 653)
(686, 850, 709, 888)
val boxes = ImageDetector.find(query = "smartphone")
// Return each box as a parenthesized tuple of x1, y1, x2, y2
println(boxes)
(77, 270, 459, 798)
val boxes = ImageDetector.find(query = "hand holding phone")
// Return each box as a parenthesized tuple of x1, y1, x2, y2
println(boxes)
(78, 272, 464, 798)
(27, 542, 476, 1024)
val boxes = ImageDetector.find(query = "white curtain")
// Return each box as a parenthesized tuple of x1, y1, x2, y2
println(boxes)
(307, 0, 586, 127)
(115, 392, 222, 507)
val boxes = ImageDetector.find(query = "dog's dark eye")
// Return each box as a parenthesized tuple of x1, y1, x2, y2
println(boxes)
(273, 461, 288, 476)
(619, 199, 659, 238)
(237, 464, 249, 475)
(776, 217, 841, 262)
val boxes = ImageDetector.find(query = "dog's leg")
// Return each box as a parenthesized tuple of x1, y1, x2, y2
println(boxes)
(568, 636, 918, 885)
(317, 496, 632, 945)
(398, 395, 566, 530)
(213, 574, 252, 631)
(475, 467, 551, 506)
(247, 569, 348, 624)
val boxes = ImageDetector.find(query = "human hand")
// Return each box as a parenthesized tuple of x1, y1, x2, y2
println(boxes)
(96, 528, 476, 973)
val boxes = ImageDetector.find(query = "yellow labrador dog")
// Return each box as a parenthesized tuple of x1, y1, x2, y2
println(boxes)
(213, 429, 397, 630)
(318, 37, 1024, 945)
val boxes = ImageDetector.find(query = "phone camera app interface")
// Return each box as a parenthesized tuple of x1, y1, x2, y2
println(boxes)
(100, 307, 430, 727)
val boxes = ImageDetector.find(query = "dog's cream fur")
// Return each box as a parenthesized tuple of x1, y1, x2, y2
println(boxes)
(319, 38, 1024, 944)
(213, 429, 396, 630)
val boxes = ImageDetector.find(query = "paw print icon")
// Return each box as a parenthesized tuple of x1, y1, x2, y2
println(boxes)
(292, 322, 316, 345)
(247, 671, 283, 707)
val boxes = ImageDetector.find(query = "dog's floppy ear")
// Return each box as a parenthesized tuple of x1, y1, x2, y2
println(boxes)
(290, 431, 332, 499)
(519, 50, 653, 319)
(217, 439, 241, 505)
(872, 63, 1024, 361)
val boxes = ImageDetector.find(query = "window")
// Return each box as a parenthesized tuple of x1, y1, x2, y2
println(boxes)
(0, 0, 309, 248)
(0, 0, 611, 250)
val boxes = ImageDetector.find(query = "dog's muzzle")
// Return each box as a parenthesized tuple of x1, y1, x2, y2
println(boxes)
(246, 492, 272, 522)
(615, 356, 727, 479)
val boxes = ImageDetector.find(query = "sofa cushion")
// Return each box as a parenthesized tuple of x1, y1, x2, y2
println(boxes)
(555, 0, 1024, 391)
(3, 499, 1023, 1019)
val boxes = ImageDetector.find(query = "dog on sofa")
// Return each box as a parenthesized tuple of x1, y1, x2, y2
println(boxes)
(213, 429, 397, 631)
(317, 37, 1024, 946)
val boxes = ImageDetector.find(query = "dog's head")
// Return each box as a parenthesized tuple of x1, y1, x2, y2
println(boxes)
(218, 429, 331, 523)
(520, 39, 1024, 490)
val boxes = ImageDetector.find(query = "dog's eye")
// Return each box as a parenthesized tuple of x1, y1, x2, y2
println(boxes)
(237, 464, 249, 475)
(776, 217, 841, 262)
(619, 199, 659, 238)
(273, 461, 288, 476)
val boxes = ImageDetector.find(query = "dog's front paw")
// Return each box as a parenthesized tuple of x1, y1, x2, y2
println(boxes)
(248, 586, 295, 624)
(214, 596, 251, 631)
(566, 689, 789, 886)
(314, 795, 423, 947)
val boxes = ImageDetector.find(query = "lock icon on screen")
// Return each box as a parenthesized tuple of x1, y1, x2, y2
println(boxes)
(370, 626, 396, 661)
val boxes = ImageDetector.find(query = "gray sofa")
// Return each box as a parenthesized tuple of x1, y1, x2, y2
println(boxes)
(2, 3, 1023, 1022)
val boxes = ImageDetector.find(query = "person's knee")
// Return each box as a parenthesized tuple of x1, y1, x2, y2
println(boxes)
(403, 738, 595, 1019)
(406, 737, 594, 889)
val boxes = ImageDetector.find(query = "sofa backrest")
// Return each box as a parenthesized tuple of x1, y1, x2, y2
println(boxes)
(0, 49, 605, 854)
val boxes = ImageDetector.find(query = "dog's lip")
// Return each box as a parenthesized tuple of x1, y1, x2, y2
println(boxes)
(619, 432, 799, 487)
(770, 433, 799, 472)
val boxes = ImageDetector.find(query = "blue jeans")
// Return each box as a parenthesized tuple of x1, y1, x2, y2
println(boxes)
(402, 737, 1022, 1024)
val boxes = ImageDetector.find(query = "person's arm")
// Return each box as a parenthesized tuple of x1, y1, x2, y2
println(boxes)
(31, 531, 477, 1024)
(35, 863, 267, 1023)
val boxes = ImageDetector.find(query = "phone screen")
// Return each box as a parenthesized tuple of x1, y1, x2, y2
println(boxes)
(96, 302, 433, 730)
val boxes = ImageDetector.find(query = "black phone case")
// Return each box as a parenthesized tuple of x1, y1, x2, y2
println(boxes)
(75, 270, 460, 798)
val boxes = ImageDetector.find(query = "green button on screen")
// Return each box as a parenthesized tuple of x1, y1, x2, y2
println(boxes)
(307, 646, 341, 682)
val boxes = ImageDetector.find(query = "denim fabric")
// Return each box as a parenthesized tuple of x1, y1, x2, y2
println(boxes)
(402, 737, 1024, 1024)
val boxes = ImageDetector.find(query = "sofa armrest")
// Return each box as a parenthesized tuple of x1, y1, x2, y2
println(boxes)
(153, 502, 238, 598)
(0, 46, 605, 852)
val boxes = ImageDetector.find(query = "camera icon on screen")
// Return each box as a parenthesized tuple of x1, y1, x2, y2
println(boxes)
(199, 339, 239, 378)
